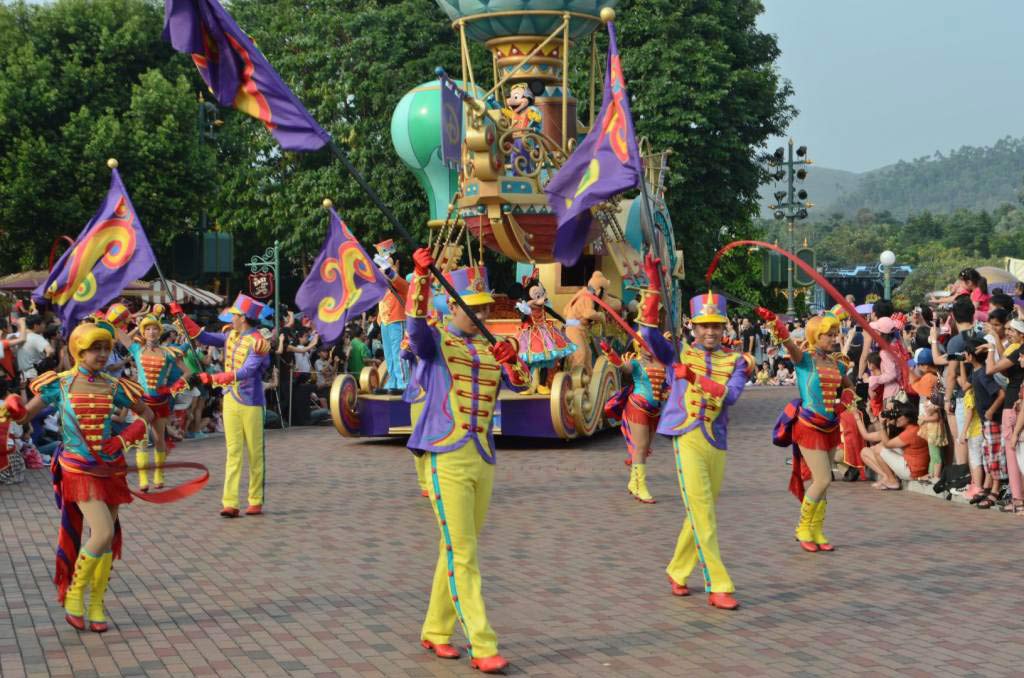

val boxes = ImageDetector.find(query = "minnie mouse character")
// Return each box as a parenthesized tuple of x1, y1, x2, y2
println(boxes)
(513, 271, 575, 394)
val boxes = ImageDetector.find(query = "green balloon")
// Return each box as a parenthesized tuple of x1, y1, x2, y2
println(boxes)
(391, 81, 459, 223)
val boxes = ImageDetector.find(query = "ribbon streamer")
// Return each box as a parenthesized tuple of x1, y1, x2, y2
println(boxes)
(705, 240, 909, 385)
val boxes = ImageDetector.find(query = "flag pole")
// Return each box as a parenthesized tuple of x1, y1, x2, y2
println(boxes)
(603, 12, 680, 347)
(107, 158, 207, 370)
(325, 140, 497, 344)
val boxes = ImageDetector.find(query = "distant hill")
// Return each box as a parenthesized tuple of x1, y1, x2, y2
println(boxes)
(758, 166, 861, 219)
(758, 135, 1024, 220)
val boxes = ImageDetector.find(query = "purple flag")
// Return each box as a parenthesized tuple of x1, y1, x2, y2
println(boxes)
(296, 208, 390, 344)
(163, 0, 331, 152)
(33, 170, 156, 329)
(545, 22, 643, 266)
(439, 73, 463, 169)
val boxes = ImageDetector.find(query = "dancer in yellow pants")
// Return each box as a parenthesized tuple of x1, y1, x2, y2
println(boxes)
(172, 294, 270, 517)
(404, 249, 528, 673)
(638, 254, 750, 609)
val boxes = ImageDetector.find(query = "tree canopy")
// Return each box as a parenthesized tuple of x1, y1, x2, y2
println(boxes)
(0, 0, 794, 308)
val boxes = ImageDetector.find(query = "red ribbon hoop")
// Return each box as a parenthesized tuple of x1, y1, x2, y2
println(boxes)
(705, 240, 909, 385)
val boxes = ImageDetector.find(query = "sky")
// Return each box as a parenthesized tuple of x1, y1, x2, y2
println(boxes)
(758, 0, 1024, 173)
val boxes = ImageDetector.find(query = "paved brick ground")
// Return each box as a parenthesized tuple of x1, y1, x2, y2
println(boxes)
(2, 387, 1023, 677)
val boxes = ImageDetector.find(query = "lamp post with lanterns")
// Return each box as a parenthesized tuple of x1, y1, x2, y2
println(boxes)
(880, 250, 896, 300)
(768, 138, 814, 316)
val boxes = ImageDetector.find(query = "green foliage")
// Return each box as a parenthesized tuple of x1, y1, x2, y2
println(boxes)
(617, 0, 794, 304)
(0, 0, 792, 306)
(0, 0, 208, 271)
(826, 136, 1024, 219)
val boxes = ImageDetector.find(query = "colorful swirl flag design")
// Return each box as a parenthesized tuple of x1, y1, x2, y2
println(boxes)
(295, 208, 389, 345)
(544, 21, 643, 266)
(163, 0, 330, 152)
(33, 170, 156, 330)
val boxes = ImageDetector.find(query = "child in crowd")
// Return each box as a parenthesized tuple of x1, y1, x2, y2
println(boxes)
(756, 365, 771, 385)
(918, 393, 947, 481)
(865, 352, 884, 420)
(960, 383, 986, 498)
(965, 341, 1005, 508)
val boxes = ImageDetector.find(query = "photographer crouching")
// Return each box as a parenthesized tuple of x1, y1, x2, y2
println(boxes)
(855, 400, 930, 490)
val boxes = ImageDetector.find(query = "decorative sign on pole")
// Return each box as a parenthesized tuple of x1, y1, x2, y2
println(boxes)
(244, 241, 281, 337)
(248, 272, 274, 299)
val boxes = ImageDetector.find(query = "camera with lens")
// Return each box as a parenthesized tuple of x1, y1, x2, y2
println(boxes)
(880, 408, 900, 420)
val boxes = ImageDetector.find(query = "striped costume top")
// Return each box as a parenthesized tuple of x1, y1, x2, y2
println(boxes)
(128, 343, 183, 398)
(31, 370, 144, 464)
(640, 327, 748, 449)
(794, 352, 848, 419)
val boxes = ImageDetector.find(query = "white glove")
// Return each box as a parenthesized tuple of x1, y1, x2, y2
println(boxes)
(515, 300, 531, 315)
(373, 253, 393, 273)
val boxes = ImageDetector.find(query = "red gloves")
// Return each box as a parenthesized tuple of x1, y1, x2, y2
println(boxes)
(643, 253, 663, 292)
(412, 247, 434, 276)
(101, 418, 148, 454)
(4, 394, 27, 422)
(756, 306, 789, 340)
(199, 372, 235, 386)
(673, 363, 696, 383)
(168, 302, 184, 316)
(699, 376, 727, 399)
(490, 341, 518, 365)
(600, 340, 623, 367)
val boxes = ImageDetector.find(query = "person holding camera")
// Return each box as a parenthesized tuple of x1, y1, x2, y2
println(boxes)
(856, 400, 929, 489)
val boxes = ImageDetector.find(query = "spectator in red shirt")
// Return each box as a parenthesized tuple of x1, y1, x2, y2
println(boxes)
(856, 401, 929, 489)
(0, 317, 28, 394)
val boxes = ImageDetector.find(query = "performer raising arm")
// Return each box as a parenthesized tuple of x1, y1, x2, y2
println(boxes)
(6, 321, 153, 632)
(759, 306, 856, 553)
(171, 295, 271, 518)
(405, 247, 528, 674)
(637, 254, 750, 610)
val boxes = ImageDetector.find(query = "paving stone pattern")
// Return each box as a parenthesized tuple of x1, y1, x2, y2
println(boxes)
(1, 388, 1022, 677)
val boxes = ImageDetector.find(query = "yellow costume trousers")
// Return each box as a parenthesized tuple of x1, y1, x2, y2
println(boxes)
(222, 395, 265, 509)
(667, 431, 734, 593)
(421, 443, 498, 658)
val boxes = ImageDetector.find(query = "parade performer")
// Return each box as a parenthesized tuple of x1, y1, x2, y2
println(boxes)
(114, 314, 189, 492)
(636, 254, 749, 610)
(563, 270, 619, 369)
(600, 337, 668, 503)
(171, 294, 271, 517)
(760, 306, 856, 553)
(515, 272, 576, 394)
(5, 321, 153, 632)
(374, 239, 410, 392)
(406, 247, 528, 673)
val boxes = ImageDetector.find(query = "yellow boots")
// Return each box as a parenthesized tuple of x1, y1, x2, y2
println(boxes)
(628, 464, 656, 503)
(153, 450, 167, 489)
(135, 449, 149, 491)
(87, 551, 113, 632)
(796, 496, 833, 552)
(809, 499, 834, 551)
(64, 549, 114, 632)
(63, 549, 101, 629)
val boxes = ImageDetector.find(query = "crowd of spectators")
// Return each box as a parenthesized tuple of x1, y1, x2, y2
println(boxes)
(0, 298, 388, 487)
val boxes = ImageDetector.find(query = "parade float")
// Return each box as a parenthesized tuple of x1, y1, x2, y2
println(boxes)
(330, 1, 684, 440)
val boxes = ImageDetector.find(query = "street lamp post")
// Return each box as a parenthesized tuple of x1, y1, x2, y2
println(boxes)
(245, 241, 281, 339)
(769, 139, 813, 316)
(880, 250, 896, 300)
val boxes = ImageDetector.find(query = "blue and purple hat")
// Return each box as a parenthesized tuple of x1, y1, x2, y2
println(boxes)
(443, 266, 494, 306)
(689, 291, 728, 324)
(218, 293, 267, 323)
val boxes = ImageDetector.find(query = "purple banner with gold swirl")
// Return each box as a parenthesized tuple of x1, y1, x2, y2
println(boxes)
(295, 208, 389, 344)
(545, 21, 643, 267)
(33, 169, 156, 331)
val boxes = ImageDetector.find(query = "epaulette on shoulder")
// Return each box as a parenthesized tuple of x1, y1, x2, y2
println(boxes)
(116, 377, 145, 402)
(29, 371, 61, 396)
(250, 336, 270, 355)
(164, 346, 184, 360)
